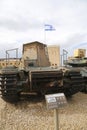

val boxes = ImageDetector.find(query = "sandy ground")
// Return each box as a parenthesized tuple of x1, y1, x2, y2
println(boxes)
(0, 92, 87, 130)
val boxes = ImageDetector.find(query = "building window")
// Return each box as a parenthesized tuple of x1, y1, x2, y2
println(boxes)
(52, 64, 54, 66)
(28, 62, 34, 67)
(2, 63, 5, 66)
(6, 63, 8, 65)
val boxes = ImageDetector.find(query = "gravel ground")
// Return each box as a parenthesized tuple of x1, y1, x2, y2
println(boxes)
(0, 92, 87, 130)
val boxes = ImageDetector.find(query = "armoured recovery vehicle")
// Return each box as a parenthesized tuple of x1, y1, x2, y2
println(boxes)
(0, 42, 85, 102)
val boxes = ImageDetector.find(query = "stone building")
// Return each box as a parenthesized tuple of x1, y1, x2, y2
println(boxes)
(0, 58, 21, 68)
(47, 45, 60, 67)
(22, 41, 50, 67)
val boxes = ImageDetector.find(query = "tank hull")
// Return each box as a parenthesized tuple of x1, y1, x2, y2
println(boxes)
(0, 66, 85, 103)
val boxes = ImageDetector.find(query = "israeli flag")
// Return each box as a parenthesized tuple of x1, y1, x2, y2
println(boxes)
(44, 24, 55, 31)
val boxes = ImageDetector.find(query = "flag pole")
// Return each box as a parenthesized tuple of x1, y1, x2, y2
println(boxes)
(44, 27, 46, 44)
(44, 24, 55, 44)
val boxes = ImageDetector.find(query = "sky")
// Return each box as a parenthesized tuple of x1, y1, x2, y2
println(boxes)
(0, 0, 87, 58)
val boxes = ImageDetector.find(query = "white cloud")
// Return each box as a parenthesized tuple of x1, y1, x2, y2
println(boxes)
(0, 0, 87, 57)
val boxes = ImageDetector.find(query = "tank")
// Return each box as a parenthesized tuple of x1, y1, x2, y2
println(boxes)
(0, 43, 85, 103)
(65, 57, 87, 67)
(0, 65, 85, 103)
(64, 57, 87, 93)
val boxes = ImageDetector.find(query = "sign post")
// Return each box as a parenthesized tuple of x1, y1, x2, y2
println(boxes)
(54, 109, 59, 130)
(45, 93, 67, 130)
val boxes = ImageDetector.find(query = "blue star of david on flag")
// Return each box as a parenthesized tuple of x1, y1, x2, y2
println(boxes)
(44, 24, 55, 31)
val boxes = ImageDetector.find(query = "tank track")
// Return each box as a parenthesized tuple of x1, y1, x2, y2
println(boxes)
(0, 73, 20, 102)
(81, 77, 87, 93)
(63, 70, 84, 96)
